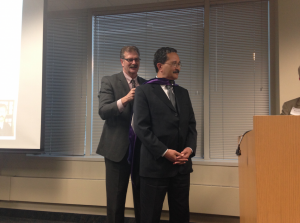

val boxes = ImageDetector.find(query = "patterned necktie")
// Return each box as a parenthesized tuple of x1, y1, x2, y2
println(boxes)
(166, 80, 176, 108)
(130, 79, 136, 88)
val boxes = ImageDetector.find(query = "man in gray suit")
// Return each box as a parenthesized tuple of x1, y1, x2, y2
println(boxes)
(96, 46, 146, 223)
(281, 98, 300, 115)
(281, 66, 300, 115)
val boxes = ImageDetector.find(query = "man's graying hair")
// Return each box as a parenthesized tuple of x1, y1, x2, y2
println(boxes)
(153, 47, 177, 73)
(120, 46, 140, 59)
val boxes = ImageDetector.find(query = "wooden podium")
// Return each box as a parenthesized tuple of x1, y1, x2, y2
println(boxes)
(239, 116, 300, 223)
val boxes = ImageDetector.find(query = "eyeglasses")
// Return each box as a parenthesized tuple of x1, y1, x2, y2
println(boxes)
(165, 61, 182, 68)
(122, 58, 141, 63)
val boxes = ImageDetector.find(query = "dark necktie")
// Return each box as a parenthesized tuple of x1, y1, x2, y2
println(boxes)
(166, 81, 176, 108)
(130, 79, 136, 88)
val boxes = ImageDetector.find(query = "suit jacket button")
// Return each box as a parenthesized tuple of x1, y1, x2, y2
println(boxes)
(175, 113, 178, 117)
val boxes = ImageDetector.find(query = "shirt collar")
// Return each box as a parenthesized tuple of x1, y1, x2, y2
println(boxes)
(123, 71, 138, 84)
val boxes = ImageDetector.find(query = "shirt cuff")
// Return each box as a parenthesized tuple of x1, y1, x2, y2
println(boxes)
(162, 149, 168, 157)
(117, 99, 125, 113)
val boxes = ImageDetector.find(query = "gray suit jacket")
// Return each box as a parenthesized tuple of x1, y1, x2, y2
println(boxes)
(281, 97, 300, 115)
(96, 72, 146, 162)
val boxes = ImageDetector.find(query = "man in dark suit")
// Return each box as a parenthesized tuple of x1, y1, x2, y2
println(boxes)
(133, 47, 197, 223)
(96, 46, 146, 223)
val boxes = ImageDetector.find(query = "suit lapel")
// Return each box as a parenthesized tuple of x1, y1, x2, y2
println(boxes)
(296, 98, 300, 108)
(137, 76, 146, 85)
(117, 72, 130, 93)
(173, 86, 182, 115)
(152, 84, 177, 112)
(116, 72, 132, 112)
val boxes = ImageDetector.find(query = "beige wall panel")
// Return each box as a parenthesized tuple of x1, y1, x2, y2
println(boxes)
(10, 177, 106, 206)
(0, 176, 10, 201)
(128, 182, 239, 215)
(190, 185, 239, 216)
(278, 0, 300, 108)
(8, 177, 239, 216)
(191, 165, 239, 187)
(0, 154, 105, 180)
(126, 183, 169, 210)
(125, 183, 134, 208)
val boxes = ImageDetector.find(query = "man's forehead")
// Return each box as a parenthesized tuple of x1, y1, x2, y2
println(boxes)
(124, 51, 139, 57)
(167, 52, 180, 61)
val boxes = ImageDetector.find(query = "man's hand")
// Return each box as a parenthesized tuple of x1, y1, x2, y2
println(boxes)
(121, 88, 136, 106)
(173, 147, 192, 165)
(164, 149, 187, 163)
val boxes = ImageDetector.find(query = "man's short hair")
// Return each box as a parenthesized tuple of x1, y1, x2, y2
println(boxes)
(153, 47, 177, 73)
(120, 46, 140, 59)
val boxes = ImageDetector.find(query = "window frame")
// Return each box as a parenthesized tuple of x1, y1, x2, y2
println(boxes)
(43, 0, 273, 164)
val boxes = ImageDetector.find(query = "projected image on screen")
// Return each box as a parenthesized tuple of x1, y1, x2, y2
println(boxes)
(0, 0, 44, 150)
(0, 1, 22, 141)
(0, 101, 15, 138)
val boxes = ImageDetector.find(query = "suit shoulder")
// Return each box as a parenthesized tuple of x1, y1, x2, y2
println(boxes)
(102, 72, 123, 81)
(283, 97, 300, 106)
(175, 85, 189, 95)
(137, 83, 152, 90)
(138, 76, 147, 83)
(176, 85, 188, 91)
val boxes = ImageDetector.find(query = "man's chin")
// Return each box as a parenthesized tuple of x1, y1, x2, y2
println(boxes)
(128, 70, 138, 77)
(172, 74, 179, 80)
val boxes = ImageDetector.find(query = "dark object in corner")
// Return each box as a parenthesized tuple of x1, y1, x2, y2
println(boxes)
(236, 130, 251, 156)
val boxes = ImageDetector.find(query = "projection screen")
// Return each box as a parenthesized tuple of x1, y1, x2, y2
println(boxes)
(0, 0, 44, 150)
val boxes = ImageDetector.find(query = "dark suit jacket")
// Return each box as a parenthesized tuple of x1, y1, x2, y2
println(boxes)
(96, 72, 146, 162)
(133, 83, 197, 178)
(281, 97, 300, 115)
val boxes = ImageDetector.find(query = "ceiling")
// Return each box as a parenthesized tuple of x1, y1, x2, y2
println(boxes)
(47, 0, 177, 11)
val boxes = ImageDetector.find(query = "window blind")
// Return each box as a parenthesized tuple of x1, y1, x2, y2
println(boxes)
(209, 1, 269, 159)
(92, 7, 204, 157)
(44, 12, 88, 155)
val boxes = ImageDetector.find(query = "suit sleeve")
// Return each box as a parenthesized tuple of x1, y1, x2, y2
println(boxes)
(281, 102, 289, 115)
(133, 86, 168, 160)
(185, 90, 197, 157)
(98, 76, 121, 120)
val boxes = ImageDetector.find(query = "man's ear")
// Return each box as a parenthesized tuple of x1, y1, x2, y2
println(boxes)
(157, 63, 163, 71)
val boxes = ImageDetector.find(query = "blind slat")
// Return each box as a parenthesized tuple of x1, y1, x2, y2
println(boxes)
(44, 13, 88, 155)
(92, 7, 205, 157)
(209, 1, 269, 159)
